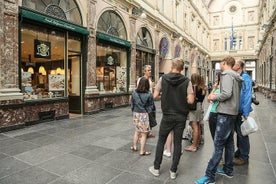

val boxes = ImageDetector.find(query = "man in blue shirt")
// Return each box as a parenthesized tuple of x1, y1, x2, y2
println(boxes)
(232, 59, 253, 165)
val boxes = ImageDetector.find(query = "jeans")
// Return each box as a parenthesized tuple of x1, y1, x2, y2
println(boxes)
(205, 113, 237, 181)
(234, 114, 250, 161)
(208, 112, 218, 140)
(153, 114, 187, 172)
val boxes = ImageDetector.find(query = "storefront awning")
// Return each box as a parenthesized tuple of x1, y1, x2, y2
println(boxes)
(21, 9, 89, 35)
(97, 32, 131, 48)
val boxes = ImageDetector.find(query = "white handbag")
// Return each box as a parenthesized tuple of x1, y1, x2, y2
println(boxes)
(241, 117, 258, 136)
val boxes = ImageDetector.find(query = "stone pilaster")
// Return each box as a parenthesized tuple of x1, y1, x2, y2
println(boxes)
(154, 24, 160, 81)
(129, 15, 137, 92)
(0, 0, 23, 100)
(85, 0, 99, 94)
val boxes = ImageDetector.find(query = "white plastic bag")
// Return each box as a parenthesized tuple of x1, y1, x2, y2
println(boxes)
(203, 103, 213, 121)
(241, 117, 258, 136)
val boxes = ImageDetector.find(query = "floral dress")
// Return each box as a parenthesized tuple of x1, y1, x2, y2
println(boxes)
(131, 90, 155, 133)
(133, 112, 150, 133)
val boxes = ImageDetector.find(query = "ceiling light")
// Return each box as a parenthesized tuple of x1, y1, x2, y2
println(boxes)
(27, 67, 34, 74)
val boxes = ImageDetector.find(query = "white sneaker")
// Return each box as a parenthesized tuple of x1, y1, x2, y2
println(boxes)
(149, 166, 160, 176)
(170, 170, 177, 179)
(163, 150, 172, 157)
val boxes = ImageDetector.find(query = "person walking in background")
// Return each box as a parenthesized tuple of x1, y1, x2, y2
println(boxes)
(137, 65, 155, 138)
(208, 72, 221, 140)
(184, 73, 206, 152)
(131, 77, 155, 156)
(196, 56, 243, 184)
(148, 58, 194, 180)
(232, 59, 253, 165)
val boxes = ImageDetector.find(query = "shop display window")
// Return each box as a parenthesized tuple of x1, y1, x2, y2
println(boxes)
(21, 23, 66, 100)
(96, 44, 127, 93)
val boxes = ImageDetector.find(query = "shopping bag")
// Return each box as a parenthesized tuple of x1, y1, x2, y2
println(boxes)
(203, 103, 212, 121)
(241, 117, 258, 136)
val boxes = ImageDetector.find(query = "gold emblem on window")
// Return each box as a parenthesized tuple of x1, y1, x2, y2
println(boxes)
(37, 43, 50, 57)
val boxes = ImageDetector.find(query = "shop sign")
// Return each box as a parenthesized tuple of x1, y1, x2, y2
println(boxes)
(106, 54, 115, 66)
(97, 32, 131, 48)
(21, 9, 89, 35)
(34, 39, 51, 59)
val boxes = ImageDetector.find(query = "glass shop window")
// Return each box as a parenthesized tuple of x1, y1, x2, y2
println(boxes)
(21, 23, 65, 100)
(96, 44, 127, 93)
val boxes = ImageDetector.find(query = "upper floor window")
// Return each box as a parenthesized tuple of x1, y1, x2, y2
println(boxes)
(97, 10, 127, 40)
(22, 0, 82, 25)
(136, 27, 153, 48)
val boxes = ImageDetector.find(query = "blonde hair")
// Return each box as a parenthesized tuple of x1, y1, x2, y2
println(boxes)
(171, 58, 184, 71)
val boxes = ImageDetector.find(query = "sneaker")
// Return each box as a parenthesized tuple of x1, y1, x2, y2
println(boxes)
(149, 166, 160, 176)
(195, 176, 215, 184)
(234, 158, 248, 166)
(170, 170, 176, 180)
(216, 168, 233, 178)
(163, 150, 172, 157)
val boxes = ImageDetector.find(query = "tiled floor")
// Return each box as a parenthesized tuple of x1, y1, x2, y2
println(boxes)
(0, 92, 275, 184)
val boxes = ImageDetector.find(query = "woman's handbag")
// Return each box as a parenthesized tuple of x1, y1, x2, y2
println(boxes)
(148, 111, 157, 128)
(241, 117, 258, 136)
(138, 94, 157, 128)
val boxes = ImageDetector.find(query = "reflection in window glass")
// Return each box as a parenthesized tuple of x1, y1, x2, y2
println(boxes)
(96, 44, 127, 93)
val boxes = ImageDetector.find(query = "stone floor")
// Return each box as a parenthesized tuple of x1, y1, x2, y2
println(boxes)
(0, 92, 276, 184)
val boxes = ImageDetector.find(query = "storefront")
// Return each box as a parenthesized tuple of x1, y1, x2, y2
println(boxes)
(82, 10, 131, 113)
(19, 1, 89, 116)
(0, 0, 89, 131)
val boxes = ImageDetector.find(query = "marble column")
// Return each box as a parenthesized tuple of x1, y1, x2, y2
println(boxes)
(154, 24, 160, 81)
(128, 14, 137, 92)
(85, 0, 99, 94)
(0, 0, 23, 101)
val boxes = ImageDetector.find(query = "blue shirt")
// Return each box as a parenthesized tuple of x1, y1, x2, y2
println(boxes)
(239, 72, 253, 117)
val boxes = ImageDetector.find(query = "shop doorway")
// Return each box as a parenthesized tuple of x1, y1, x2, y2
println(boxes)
(68, 34, 82, 114)
(68, 55, 81, 114)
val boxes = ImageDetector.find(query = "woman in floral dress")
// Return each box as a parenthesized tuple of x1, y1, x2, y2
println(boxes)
(131, 77, 156, 156)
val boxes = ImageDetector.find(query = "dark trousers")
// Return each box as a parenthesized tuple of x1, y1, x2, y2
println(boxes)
(205, 113, 237, 181)
(153, 114, 187, 172)
(234, 114, 250, 161)
(208, 112, 218, 140)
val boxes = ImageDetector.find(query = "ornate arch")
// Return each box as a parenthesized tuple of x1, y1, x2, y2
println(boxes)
(97, 10, 127, 40)
(22, 0, 82, 25)
(136, 27, 153, 48)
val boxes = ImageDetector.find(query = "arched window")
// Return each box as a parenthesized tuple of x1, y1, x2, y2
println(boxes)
(174, 45, 181, 58)
(22, 0, 82, 25)
(136, 27, 153, 48)
(159, 38, 169, 58)
(97, 10, 127, 40)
